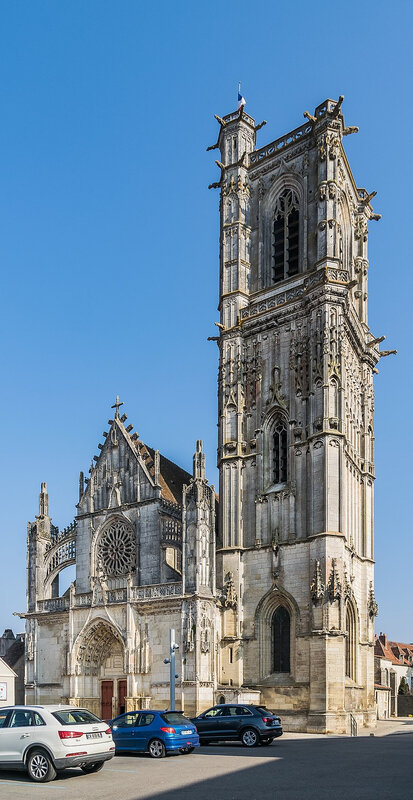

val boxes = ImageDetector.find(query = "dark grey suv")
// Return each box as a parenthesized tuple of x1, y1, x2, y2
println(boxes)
(191, 704, 283, 747)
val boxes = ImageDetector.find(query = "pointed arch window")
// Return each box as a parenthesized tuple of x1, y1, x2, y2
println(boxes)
(273, 420, 288, 484)
(272, 189, 300, 283)
(345, 603, 356, 680)
(272, 606, 290, 673)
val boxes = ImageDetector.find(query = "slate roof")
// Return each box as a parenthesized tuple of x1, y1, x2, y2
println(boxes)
(144, 444, 192, 505)
(3, 638, 24, 668)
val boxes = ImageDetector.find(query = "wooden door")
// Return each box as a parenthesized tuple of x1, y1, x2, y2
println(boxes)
(118, 679, 127, 716)
(101, 680, 113, 721)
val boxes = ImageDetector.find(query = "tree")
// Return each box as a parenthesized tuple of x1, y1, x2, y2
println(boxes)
(398, 676, 410, 695)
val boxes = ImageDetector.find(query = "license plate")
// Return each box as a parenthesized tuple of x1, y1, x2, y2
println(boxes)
(86, 732, 102, 740)
(181, 729, 193, 735)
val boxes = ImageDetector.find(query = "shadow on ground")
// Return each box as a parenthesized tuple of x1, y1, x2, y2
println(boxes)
(0, 734, 411, 799)
(135, 735, 411, 800)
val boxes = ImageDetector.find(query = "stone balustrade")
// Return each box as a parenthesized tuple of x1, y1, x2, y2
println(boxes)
(130, 582, 182, 601)
(37, 581, 183, 613)
(37, 597, 69, 613)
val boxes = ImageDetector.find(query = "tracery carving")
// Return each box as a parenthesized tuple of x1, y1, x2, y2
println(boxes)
(96, 518, 136, 577)
(184, 603, 195, 652)
(244, 339, 262, 409)
(200, 606, 211, 653)
(318, 132, 340, 161)
(343, 570, 353, 600)
(220, 572, 237, 610)
(367, 582, 379, 618)
(266, 365, 286, 408)
(310, 560, 325, 604)
(290, 327, 308, 396)
(354, 214, 368, 242)
(327, 559, 342, 601)
(76, 621, 124, 675)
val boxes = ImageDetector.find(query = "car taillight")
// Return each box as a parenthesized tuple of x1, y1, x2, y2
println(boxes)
(58, 730, 83, 739)
(105, 728, 112, 734)
(160, 726, 175, 734)
(66, 751, 87, 757)
(261, 717, 272, 723)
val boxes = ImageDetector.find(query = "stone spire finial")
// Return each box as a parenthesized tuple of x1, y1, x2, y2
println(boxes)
(193, 440, 206, 480)
(38, 482, 49, 517)
(154, 450, 160, 485)
(79, 471, 84, 502)
(111, 395, 124, 419)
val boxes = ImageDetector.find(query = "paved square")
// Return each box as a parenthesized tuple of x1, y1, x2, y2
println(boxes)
(0, 729, 412, 800)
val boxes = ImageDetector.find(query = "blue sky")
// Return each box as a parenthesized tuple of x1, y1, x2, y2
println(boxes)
(0, 0, 411, 641)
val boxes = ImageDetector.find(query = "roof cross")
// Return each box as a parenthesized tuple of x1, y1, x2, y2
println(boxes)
(111, 395, 124, 418)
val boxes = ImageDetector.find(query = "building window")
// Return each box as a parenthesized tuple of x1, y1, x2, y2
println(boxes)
(345, 603, 356, 680)
(272, 189, 300, 283)
(165, 547, 182, 574)
(273, 421, 288, 484)
(272, 606, 290, 673)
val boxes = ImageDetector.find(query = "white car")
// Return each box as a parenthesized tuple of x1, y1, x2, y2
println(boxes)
(0, 705, 115, 782)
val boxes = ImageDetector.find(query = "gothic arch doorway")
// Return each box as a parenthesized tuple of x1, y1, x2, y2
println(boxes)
(74, 620, 127, 719)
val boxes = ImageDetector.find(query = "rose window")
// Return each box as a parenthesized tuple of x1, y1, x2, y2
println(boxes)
(97, 520, 136, 576)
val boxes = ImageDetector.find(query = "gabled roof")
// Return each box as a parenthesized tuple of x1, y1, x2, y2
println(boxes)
(80, 403, 193, 508)
(388, 640, 413, 665)
(0, 656, 17, 678)
(375, 634, 413, 666)
(374, 637, 401, 665)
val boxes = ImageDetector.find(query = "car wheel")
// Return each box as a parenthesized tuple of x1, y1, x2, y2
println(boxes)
(27, 749, 57, 783)
(80, 762, 105, 773)
(241, 728, 259, 748)
(148, 738, 166, 758)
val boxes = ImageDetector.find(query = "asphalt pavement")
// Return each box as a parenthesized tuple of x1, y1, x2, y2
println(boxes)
(0, 722, 412, 800)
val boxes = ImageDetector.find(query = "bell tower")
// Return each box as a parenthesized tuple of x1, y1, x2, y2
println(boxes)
(210, 97, 390, 733)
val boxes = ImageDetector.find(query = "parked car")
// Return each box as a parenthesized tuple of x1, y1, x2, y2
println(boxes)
(110, 710, 199, 758)
(191, 704, 283, 747)
(0, 705, 115, 782)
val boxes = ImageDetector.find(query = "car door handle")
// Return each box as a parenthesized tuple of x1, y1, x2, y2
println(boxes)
(20, 734, 30, 738)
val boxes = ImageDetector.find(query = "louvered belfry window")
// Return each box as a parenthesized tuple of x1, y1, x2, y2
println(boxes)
(273, 421, 287, 484)
(272, 189, 300, 282)
(272, 606, 291, 673)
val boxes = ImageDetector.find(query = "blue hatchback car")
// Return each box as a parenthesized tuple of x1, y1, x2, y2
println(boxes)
(110, 710, 199, 758)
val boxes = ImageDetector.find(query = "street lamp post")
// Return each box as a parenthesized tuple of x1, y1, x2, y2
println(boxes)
(163, 628, 179, 711)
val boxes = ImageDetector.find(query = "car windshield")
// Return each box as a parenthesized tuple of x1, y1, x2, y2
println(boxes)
(256, 706, 273, 714)
(52, 709, 102, 725)
(161, 713, 190, 726)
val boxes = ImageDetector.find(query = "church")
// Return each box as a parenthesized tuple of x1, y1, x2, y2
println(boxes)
(23, 96, 387, 734)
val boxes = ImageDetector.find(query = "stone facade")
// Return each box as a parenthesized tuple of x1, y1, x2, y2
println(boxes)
(22, 97, 389, 733)
(213, 97, 386, 734)
(24, 430, 218, 720)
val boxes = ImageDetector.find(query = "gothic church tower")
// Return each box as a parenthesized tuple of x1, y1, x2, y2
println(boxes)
(212, 98, 385, 733)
